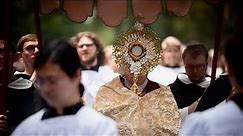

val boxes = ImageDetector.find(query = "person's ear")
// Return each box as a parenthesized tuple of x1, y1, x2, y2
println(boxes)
(12, 52, 21, 62)
(226, 61, 237, 87)
(226, 61, 233, 76)
(74, 68, 81, 82)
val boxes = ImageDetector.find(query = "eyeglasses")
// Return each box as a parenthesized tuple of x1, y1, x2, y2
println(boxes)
(78, 43, 95, 48)
(185, 64, 206, 71)
(34, 76, 63, 89)
(23, 45, 38, 53)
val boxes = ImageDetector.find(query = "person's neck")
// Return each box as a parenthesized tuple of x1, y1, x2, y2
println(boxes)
(24, 63, 34, 75)
(124, 75, 147, 87)
(234, 86, 243, 94)
(85, 59, 98, 70)
(55, 92, 81, 115)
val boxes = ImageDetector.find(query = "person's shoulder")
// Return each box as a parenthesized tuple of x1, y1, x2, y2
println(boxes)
(179, 111, 208, 135)
(98, 65, 112, 73)
(81, 70, 99, 83)
(153, 83, 178, 102)
(11, 109, 45, 134)
(78, 106, 116, 124)
(8, 77, 33, 90)
(77, 106, 118, 135)
(198, 101, 240, 120)
(19, 109, 45, 124)
(168, 75, 182, 85)
(101, 76, 122, 89)
(181, 102, 242, 135)
(185, 101, 239, 124)
(180, 105, 224, 135)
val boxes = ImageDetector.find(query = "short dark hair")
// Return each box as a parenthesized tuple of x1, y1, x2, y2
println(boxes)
(33, 39, 84, 96)
(182, 42, 208, 62)
(224, 35, 243, 86)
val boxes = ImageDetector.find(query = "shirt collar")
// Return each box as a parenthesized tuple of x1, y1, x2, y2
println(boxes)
(82, 64, 100, 72)
(164, 64, 181, 68)
(119, 76, 160, 96)
(178, 73, 211, 88)
(42, 102, 83, 120)
(121, 75, 148, 91)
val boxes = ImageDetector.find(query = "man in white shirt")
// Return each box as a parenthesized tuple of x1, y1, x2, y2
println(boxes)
(148, 36, 185, 86)
(11, 40, 118, 136)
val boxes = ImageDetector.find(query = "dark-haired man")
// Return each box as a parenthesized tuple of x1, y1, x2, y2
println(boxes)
(180, 36, 243, 135)
(169, 43, 210, 120)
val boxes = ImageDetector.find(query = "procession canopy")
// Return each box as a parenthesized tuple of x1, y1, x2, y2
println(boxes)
(35, 0, 223, 27)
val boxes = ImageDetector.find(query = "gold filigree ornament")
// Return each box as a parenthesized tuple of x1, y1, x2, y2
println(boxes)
(113, 21, 162, 94)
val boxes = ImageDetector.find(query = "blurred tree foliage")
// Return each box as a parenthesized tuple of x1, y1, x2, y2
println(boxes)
(0, 0, 238, 50)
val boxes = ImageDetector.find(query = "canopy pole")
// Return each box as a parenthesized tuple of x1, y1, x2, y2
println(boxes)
(210, 2, 224, 83)
(33, 0, 42, 50)
(0, 0, 12, 114)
